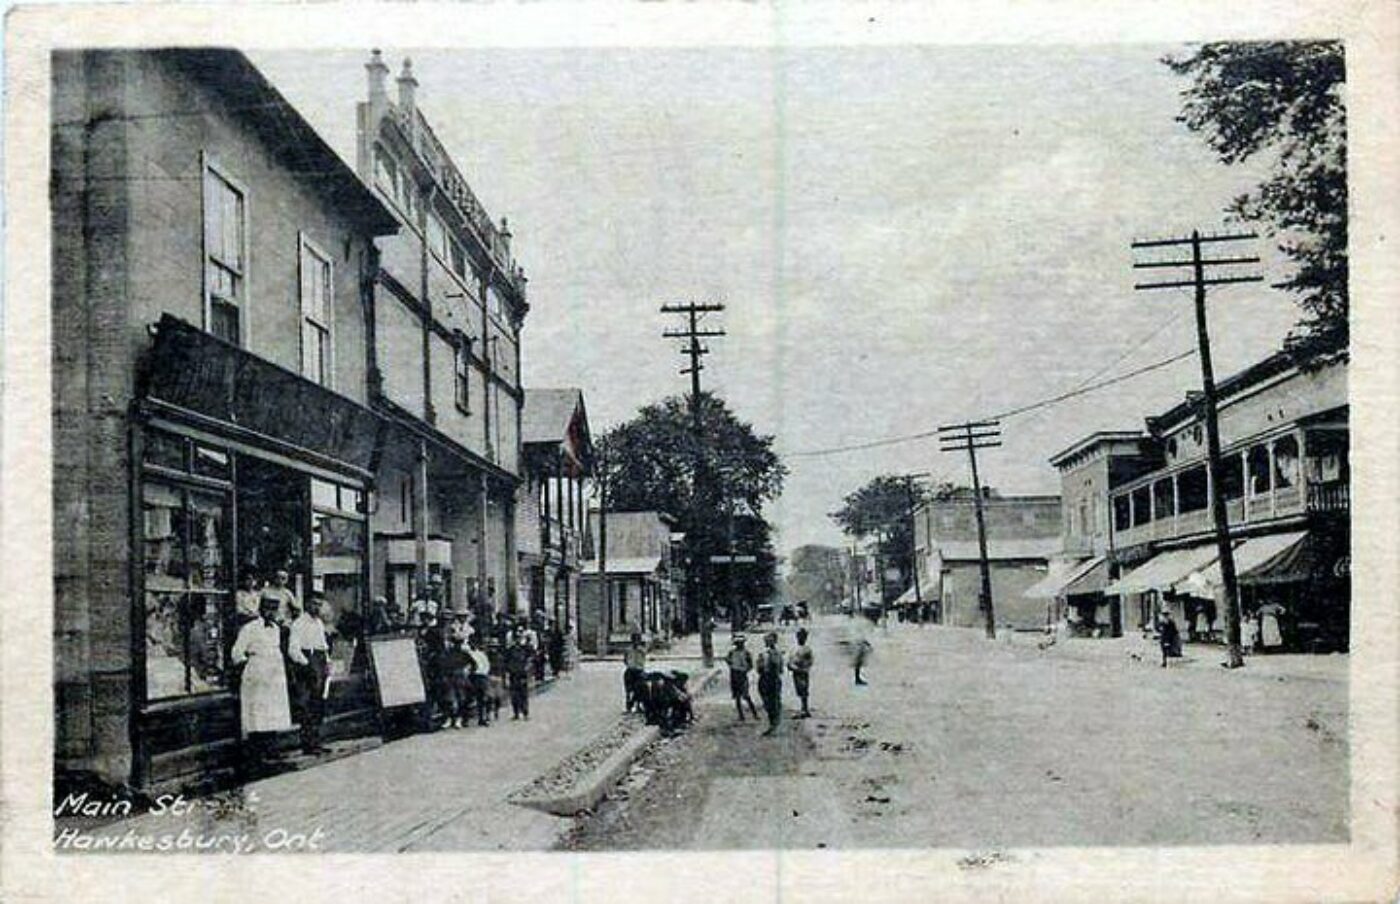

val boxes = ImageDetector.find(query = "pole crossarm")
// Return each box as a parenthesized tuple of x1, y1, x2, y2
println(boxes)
(1134, 275, 1264, 291)
(663, 330, 727, 338)
(1130, 231, 1258, 249)
(1133, 256, 1260, 269)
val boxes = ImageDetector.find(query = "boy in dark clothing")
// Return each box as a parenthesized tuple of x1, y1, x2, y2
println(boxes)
(441, 637, 473, 728)
(504, 634, 533, 719)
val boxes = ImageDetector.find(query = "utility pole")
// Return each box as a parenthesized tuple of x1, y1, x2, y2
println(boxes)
(1132, 229, 1262, 669)
(898, 472, 932, 620)
(939, 421, 1002, 639)
(661, 301, 725, 668)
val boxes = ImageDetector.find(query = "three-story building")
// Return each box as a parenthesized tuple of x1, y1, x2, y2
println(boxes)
(356, 52, 529, 622)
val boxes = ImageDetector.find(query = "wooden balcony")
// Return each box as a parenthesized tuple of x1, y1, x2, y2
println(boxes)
(1111, 481, 1330, 549)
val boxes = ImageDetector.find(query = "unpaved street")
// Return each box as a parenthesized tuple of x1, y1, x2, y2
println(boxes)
(561, 617, 1348, 850)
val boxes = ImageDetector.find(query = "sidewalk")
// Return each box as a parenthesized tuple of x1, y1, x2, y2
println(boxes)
(58, 657, 691, 853)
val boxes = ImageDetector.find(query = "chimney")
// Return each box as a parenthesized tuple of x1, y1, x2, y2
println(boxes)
(366, 49, 389, 113)
(397, 57, 418, 120)
(498, 217, 513, 260)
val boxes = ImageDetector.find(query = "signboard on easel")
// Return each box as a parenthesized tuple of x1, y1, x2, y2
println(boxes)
(368, 635, 427, 708)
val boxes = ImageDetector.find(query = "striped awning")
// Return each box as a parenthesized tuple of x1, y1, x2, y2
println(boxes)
(1103, 544, 1220, 597)
(1175, 532, 1308, 597)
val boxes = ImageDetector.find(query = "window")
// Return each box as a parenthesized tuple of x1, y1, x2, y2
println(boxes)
(141, 430, 233, 701)
(1272, 435, 1301, 489)
(487, 284, 506, 321)
(1113, 495, 1131, 532)
(449, 239, 468, 280)
(1178, 465, 1208, 513)
(299, 236, 334, 387)
(1248, 445, 1272, 496)
(453, 332, 472, 414)
(1152, 478, 1175, 519)
(203, 162, 246, 345)
(427, 211, 449, 260)
(1219, 453, 1244, 501)
(1131, 485, 1151, 526)
(310, 478, 368, 678)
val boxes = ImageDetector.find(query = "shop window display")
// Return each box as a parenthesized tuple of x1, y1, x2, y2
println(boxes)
(142, 478, 231, 700)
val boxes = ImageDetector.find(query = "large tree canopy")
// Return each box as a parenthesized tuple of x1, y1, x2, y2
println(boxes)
(596, 392, 787, 625)
(1166, 41, 1347, 363)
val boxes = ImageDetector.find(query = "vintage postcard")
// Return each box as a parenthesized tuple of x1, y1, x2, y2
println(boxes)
(3, 2, 1397, 902)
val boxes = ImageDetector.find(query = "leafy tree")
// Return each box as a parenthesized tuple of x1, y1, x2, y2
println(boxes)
(596, 393, 786, 626)
(1165, 41, 1347, 364)
(830, 476, 966, 600)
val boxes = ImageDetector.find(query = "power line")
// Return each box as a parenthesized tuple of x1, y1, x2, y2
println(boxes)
(785, 349, 1196, 459)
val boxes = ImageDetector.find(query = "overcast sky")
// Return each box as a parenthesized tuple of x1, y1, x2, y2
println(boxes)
(253, 45, 1303, 556)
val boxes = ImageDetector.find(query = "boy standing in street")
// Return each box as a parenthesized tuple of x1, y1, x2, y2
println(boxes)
(725, 634, 759, 721)
(789, 628, 814, 718)
(505, 632, 533, 720)
(756, 632, 785, 736)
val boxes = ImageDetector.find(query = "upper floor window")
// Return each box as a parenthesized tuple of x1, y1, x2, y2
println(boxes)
(1248, 444, 1272, 496)
(449, 239, 469, 281)
(427, 211, 450, 260)
(453, 332, 472, 414)
(1178, 465, 1208, 513)
(299, 236, 334, 387)
(1273, 435, 1300, 489)
(203, 161, 246, 346)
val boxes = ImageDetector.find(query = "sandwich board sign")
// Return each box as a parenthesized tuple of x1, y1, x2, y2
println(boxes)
(368, 635, 427, 708)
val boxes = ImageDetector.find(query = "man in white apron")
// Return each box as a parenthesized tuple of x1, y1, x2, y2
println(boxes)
(231, 596, 293, 774)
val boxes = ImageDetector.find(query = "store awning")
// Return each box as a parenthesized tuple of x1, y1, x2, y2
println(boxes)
(1025, 556, 1104, 599)
(1242, 531, 1343, 586)
(1103, 543, 1220, 596)
(1175, 532, 1308, 597)
(1064, 557, 1111, 596)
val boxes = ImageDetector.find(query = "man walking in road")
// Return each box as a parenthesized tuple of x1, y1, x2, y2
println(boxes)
(789, 628, 814, 718)
(756, 632, 785, 735)
(725, 634, 759, 721)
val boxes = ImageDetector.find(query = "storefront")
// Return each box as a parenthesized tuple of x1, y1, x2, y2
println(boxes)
(132, 316, 382, 787)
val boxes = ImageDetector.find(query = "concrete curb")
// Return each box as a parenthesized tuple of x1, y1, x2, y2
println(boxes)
(512, 665, 724, 817)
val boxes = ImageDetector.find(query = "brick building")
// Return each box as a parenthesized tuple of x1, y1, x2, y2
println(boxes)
(913, 492, 1062, 630)
(52, 50, 399, 788)
(355, 52, 529, 622)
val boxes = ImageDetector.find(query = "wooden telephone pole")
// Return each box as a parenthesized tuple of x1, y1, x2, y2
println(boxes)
(939, 421, 1001, 639)
(1132, 230, 1262, 669)
(661, 301, 725, 668)
(899, 472, 931, 620)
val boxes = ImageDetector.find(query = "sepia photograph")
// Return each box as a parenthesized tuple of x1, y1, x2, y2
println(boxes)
(5, 2, 1398, 902)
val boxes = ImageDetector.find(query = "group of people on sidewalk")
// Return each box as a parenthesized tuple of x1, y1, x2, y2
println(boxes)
(726, 629, 815, 736)
(419, 611, 566, 728)
(229, 569, 336, 774)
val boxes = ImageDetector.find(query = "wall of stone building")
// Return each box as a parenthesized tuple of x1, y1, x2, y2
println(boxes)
(119, 54, 374, 404)
(375, 287, 427, 418)
(52, 51, 137, 782)
(51, 50, 385, 784)
(940, 561, 1052, 631)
